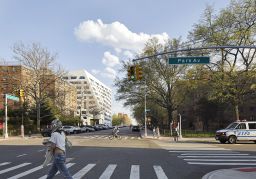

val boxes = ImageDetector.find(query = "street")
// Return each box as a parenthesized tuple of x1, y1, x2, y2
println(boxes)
(0, 128, 256, 179)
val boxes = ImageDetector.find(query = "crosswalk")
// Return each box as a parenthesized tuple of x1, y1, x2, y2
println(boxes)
(169, 147, 256, 166)
(80, 135, 142, 140)
(0, 162, 167, 179)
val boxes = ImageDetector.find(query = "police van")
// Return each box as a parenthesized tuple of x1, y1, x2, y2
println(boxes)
(215, 121, 256, 144)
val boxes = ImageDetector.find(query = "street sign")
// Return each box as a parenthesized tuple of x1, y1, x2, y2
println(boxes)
(6, 94, 19, 102)
(169, 56, 210, 64)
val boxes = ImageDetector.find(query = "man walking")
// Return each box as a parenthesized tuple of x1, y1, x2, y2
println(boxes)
(46, 119, 73, 179)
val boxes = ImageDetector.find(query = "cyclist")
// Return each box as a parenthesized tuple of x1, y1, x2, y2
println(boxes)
(112, 126, 120, 137)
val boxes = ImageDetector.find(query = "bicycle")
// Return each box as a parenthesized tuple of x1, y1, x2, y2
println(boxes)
(108, 134, 122, 140)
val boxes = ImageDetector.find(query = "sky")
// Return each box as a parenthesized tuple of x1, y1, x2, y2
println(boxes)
(0, 0, 231, 118)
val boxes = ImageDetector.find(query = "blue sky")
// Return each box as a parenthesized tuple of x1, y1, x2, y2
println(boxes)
(0, 0, 230, 117)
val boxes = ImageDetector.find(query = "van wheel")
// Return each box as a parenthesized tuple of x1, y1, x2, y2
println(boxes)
(220, 139, 226, 144)
(228, 136, 237, 144)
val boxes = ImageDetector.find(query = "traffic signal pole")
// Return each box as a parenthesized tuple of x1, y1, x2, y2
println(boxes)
(4, 94, 8, 139)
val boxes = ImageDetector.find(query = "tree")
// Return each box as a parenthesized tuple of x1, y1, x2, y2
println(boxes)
(188, 0, 256, 121)
(13, 42, 67, 131)
(115, 38, 188, 127)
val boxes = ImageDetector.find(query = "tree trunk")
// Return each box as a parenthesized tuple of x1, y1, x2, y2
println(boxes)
(235, 104, 240, 121)
(37, 101, 41, 131)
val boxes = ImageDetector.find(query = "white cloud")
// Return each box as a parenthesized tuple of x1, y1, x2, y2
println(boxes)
(74, 19, 169, 52)
(101, 67, 116, 80)
(91, 69, 100, 75)
(123, 50, 134, 59)
(102, 51, 120, 67)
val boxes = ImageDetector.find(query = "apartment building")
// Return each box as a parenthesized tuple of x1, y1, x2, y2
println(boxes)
(63, 69, 112, 126)
(0, 63, 77, 116)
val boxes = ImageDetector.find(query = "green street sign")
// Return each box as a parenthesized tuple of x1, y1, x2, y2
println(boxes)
(6, 94, 19, 102)
(169, 56, 210, 64)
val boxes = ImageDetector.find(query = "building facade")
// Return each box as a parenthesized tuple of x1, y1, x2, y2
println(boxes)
(63, 69, 112, 126)
(0, 63, 77, 116)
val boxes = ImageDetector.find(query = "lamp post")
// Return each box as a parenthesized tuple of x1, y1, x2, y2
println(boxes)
(4, 94, 8, 139)
(144, 92, 147, 137)
(178, 113, 182, 139)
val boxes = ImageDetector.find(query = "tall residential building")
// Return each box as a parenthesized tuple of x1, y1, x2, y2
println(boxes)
(63, 69, 112, 126)
(0, 63, 77, 116)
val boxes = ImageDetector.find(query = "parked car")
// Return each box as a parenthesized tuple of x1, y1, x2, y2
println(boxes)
(132, 125, 140, 132)
(73, 126, 81, 134)
(62, 126, 76, 134)
(85, 125, 95, 132)
(80, 126, 88, 133)
(41, 128, 51, 137)
(215, 120, 256, 144)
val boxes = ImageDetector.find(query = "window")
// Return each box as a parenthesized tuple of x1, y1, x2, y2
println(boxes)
(249, 123, 256, 129)
(236, 123, 246, 129)
(62, 76, 68, 80)
(71, 76, 77, 79)
(79, 76, 85, 79)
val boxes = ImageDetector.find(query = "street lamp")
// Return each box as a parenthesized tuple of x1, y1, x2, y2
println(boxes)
(178, 113, 182, 139)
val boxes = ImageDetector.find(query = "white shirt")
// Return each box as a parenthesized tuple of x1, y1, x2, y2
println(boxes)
(49, 131, 66, 152)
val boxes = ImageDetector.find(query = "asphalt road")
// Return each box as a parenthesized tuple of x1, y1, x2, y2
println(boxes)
(0, 128, 256, 179)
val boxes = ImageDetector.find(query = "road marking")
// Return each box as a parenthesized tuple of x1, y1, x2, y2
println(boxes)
(37, 149, 45, 152)
(169, 150, 236, 153)
(73, 164, 96, 179)
(0, 162, 10, 166)
(130, 165, 139, 179)
(38, 163, 75, 179)
(188, 162, 256, 165)
(17, 154, 27, 157)
(8, 165, 44, 179)
(181, 153, 249, 156)
(168, 148, 230, 150)
(179, 156, 256, 158)
(153, 165, 168, 179)
(0, 163, 31, 174)
(184, 159, 256, 162)
(99, 164, 117, 179)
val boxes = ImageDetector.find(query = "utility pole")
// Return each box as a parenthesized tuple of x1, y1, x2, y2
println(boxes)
(178, 113, 182, 139)
(4, 94, 8, 139)
(144, 81, 147, 137)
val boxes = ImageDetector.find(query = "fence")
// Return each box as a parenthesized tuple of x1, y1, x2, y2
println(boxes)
(160, 129, 215, 138)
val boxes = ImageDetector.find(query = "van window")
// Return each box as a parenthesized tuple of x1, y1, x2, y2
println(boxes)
(236, 123, 246, 129)
(248, 123, 256, 129)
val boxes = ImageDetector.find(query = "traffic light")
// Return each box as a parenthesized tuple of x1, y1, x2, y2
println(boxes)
(128, 66, 136, 81)
(135, 65, 143, 80)
(19, 89, 24, 97)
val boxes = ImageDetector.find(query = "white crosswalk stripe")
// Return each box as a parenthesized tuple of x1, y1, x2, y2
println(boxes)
(72, 164, 96, 179)
(173, 149, 256, 166)
(0, 163, 31, 174)
(153, 165, 168, 179)
(129, 165, 140, 179)
(0, 162, 170, 178)
(0, 162, 11, 167)
(99, 164, 117, 179)
(38, 163, 75, 179)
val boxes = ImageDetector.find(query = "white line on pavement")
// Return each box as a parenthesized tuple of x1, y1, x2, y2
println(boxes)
(153, 165, 168, 179)
(179, 156, 256, 158)
(0, 162, 10, 166)
(17, 154, 27, 157)
(188, 162, 256, 165)
(38, 163, 75, 179)
(8, 165, 43, 179)
(99, 164, 117, 179)
(184, 159, 256, 161)
(0, 163, 31, 174)
(130, 165, 140, 179)
(73, 164, 96, 179)
(181, 154, 249, 156)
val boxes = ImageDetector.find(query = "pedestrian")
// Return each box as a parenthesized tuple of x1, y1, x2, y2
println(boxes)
(153, 127, 156, 138)
(44, 119, 73, 179)
(173, 123, 179, 142)
(156, 126, 160, 138)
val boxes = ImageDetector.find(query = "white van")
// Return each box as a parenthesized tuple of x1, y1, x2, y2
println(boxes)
(215, 121, 256, 144)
